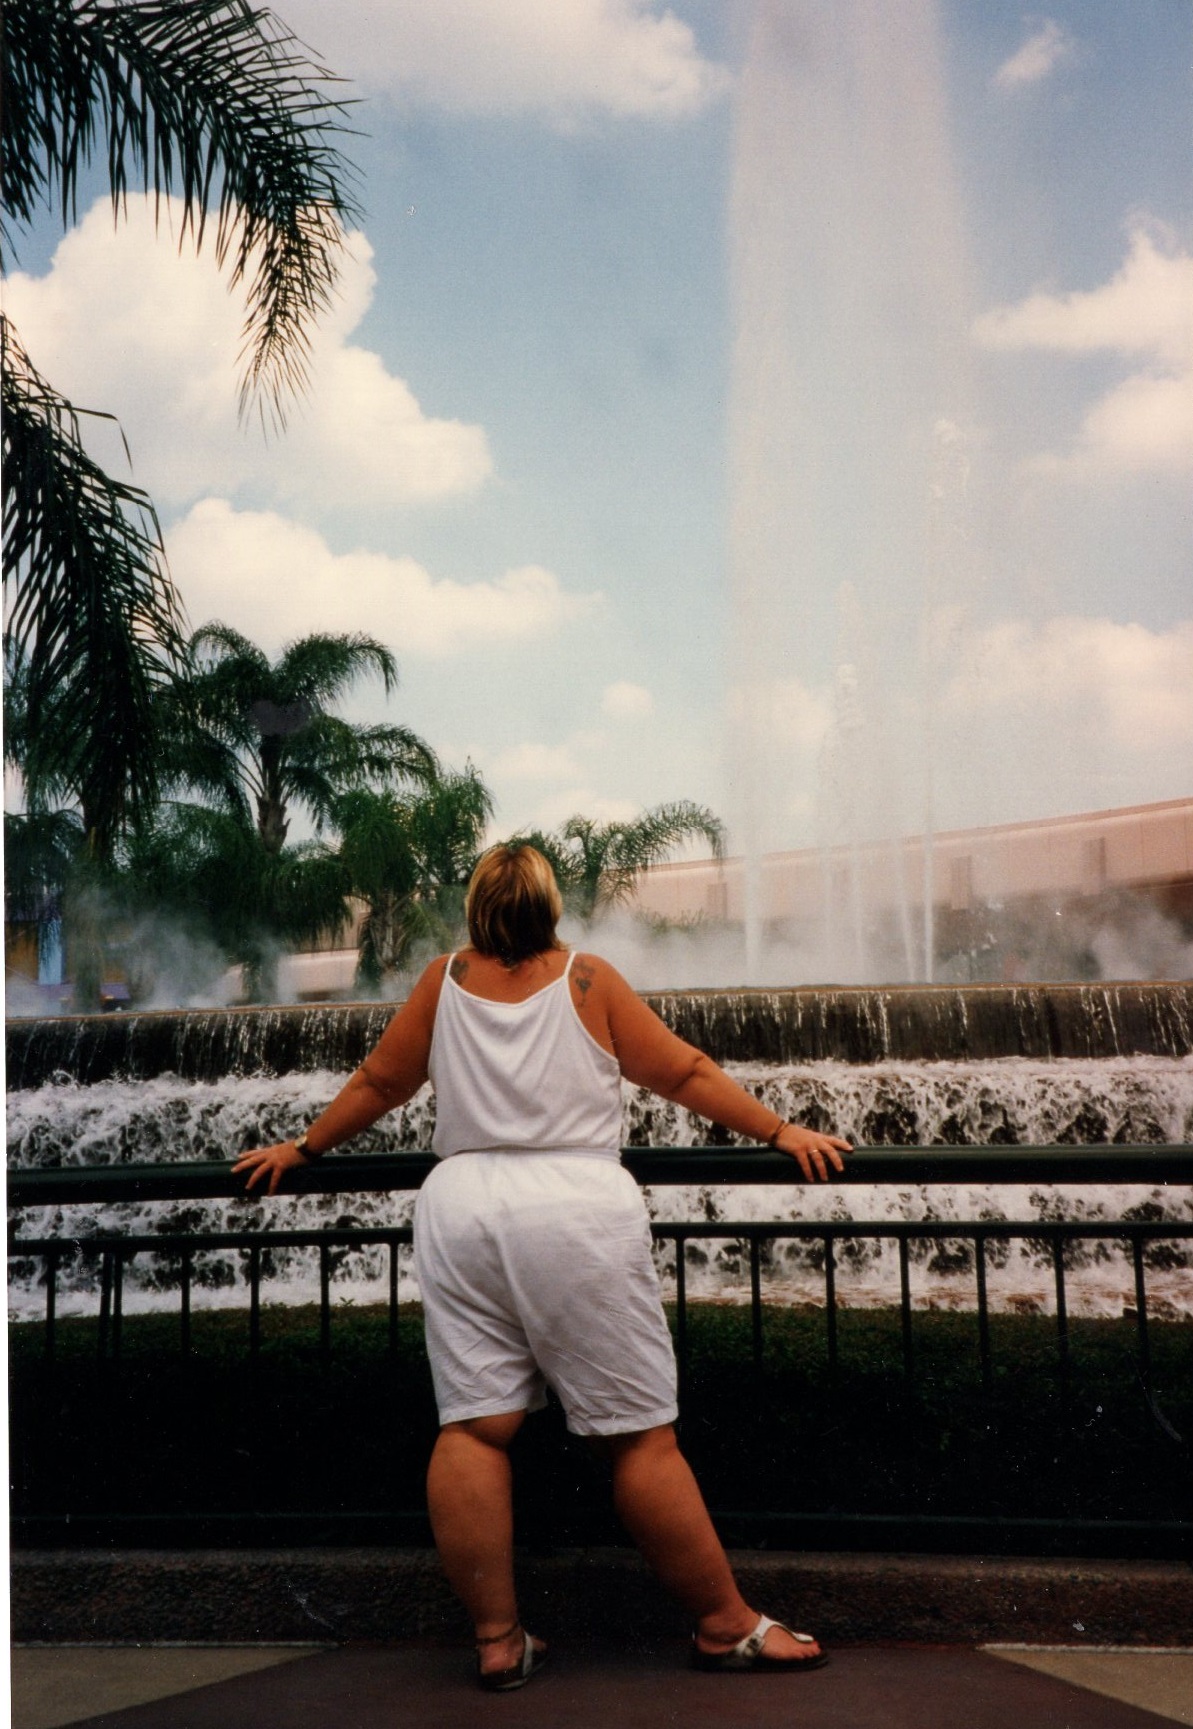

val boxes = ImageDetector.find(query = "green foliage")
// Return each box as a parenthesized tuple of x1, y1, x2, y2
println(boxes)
(122, 801, 351, 998)
(161, 623, 439, 853)
(2, 0, 361, 875)
(1, 328, 183, 846)
(515, 801, 725, 922)
(2, 806, 83, 961)
(11, 1301, 1190, 1540)
(336, 765, 495, 986)
(2, 0, 361, 422)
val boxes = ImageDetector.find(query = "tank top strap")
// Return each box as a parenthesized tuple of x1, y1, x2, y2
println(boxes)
(562, 948, 576, 981)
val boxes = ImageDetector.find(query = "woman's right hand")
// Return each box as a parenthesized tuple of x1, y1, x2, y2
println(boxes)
(232, 1140, 313, 1197)
(772, 1124, 852, 1183)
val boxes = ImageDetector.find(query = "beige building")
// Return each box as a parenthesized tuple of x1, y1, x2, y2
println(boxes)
(632, 798, 1193, 980)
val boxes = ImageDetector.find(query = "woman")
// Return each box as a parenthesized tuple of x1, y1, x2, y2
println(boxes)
(234, 844, 851, 1690)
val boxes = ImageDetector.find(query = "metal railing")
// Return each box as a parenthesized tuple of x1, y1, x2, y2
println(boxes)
(9, 1146, 1193, 1557)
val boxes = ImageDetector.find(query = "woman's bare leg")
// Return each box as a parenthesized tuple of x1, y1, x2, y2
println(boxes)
(603, 1424, 821, 1660)
(426, 1411, 544, 1675)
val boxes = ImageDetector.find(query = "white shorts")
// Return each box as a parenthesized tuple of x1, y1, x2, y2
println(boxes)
(413, 1152, 678, 1437)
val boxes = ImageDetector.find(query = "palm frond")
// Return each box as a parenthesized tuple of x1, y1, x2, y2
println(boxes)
(275, 631, 398, 702)
(1, 315, 184, 843)
(2, 0, 362, 423)
(285, 716, 438, 814)
(532, 802, 725, 917)
(407, 766, 494, 887)
(334, 787, 419, 903)
(3, 807, 84, 954)
(160, 625, 436, 847)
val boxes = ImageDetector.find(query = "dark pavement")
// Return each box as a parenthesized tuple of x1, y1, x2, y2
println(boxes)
(59, 1640, 1179, 1728)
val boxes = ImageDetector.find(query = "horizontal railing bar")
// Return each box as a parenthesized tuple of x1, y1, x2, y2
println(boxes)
(8, 1144, 1193, 1207)
(11, 1220, 1193, 1259)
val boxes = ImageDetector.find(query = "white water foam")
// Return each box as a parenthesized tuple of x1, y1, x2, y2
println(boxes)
(8, 1057, 1192, 1322)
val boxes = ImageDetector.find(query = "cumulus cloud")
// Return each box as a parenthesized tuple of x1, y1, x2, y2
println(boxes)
(943, 614, 1193, 768)
(993, 19, 1074, 90)
(166, 500, 597, 656)
(281, 0, 728, 123)
(2, 195, 492, 514)
(974, 227, 1193, 475)
(601, 680, 654, 719)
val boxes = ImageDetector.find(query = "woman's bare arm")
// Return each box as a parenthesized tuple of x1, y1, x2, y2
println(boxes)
(602, 961, 851, 1182)
(232, 958, 447, 1195)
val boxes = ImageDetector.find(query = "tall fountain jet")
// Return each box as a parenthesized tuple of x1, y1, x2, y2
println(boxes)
(728, 0, 974, 982)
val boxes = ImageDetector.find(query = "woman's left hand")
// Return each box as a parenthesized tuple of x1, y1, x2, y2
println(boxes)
(232, 1141, 312, 1197)
(772, 1124, 852, 1182)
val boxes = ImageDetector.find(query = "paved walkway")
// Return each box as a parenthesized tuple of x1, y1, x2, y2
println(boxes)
(13, 1642, 1193, 1729)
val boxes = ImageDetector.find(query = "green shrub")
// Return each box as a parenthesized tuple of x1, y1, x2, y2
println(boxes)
(10, 1302, 1189, 1541)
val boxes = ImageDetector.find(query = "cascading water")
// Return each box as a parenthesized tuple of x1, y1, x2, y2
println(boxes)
(8, 991, 1193, 1324)
(728, 0, 974, 979)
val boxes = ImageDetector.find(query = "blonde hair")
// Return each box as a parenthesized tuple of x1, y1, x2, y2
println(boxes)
(465, 844, 564, 964)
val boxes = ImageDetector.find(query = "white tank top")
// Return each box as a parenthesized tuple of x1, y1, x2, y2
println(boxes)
(429, 951, 623, 1160)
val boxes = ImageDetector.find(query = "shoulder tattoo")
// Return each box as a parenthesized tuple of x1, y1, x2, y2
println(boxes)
(572, 956, 596, 1004)
(449, 955, 469, 984)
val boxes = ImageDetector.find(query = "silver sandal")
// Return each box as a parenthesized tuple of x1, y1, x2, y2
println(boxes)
(692, 1613, 828, 1672)
(476, 1622, 549, 1692)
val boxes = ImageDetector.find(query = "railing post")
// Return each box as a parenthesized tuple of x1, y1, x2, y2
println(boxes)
(180, 1248, 192, 1357)
(1052, 1237, 1070, 1395)
(319, 1243, 332, 1363)
(749, 1237, 764, 1382)
(249, 1244, 261, 1362)
(97, 1249, 112, 1366)
(898, 1237, 914, 1383)
(1132, 1234, 1151, 1384)
(975, 1232, 992, 1394)
(823, 1235, 838, 1380)
(44, 1247, 59, 1362)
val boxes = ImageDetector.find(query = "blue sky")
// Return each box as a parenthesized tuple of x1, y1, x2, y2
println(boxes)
(6, 0, 1191, 850)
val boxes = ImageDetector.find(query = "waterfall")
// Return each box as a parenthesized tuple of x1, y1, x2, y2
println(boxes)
(8, 983, 1192, 1090)
(7, 985, 1193, 1325)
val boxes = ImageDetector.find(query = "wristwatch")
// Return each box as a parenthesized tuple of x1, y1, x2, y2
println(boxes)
(294, 1131, 321, 1161)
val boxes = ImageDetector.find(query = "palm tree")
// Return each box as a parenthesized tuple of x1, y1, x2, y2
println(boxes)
(517, 802, 725, 923)
(2, 806, 84, 979)
(162, 623, 439, 853)
(1, 328, 185, 852)
(2, 0, 360, 851)
(336, 767, 494, 988)
(123, 801, 351, 1002)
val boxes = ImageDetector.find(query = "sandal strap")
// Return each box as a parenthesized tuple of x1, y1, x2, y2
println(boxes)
(722, 1613, 819, 1665)
(738, 1615, 775, 1662)
(475, 1621, 521, 1647)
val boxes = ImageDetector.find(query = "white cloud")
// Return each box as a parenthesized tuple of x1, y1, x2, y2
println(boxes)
(974, 227, 1193, 475)
(974, 228, 1193, 365)
(601, 680, 654, 719)
(166, 499, 598, 656)
(993, 19, 1074, 90)
(492, 741, 585, 780)
(527, 787, 641, 829)
(2, 195, 492, 514)
(944, 615, 1193, 757)
(279, 0, 728, 122)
